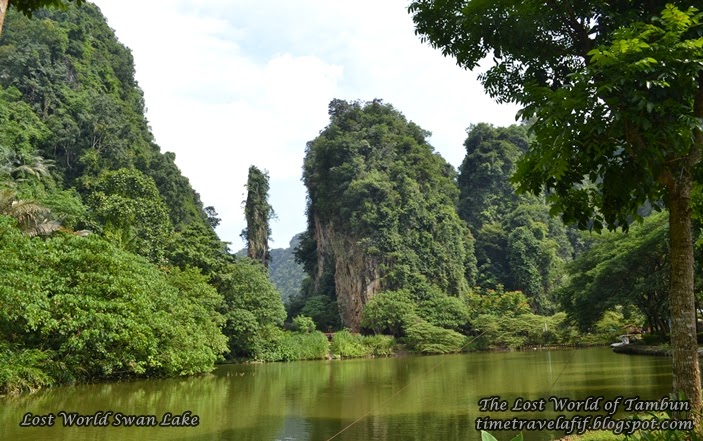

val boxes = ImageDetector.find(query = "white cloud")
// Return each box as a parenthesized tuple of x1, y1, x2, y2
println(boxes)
(92, 0, 519, 249)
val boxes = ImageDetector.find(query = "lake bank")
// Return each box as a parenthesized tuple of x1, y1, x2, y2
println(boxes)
(612, 344, 703, 357)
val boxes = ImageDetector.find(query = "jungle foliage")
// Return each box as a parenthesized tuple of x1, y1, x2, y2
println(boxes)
(2, 0, 698, 398)
(458, 124, 577, 313)
(560, 212, 670, 334)
(0, 3, 290, 394)
(268, 233, 306, 304)
(410, 0, 703, 412)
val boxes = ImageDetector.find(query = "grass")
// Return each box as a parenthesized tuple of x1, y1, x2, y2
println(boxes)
(330, 330, 395, 358)
(0, 344, 55, 395)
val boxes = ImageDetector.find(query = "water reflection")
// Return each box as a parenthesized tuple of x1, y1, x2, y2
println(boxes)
(0, 348, 673, 441)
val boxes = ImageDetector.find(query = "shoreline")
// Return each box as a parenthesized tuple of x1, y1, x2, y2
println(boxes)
(612, 344, 703, 357)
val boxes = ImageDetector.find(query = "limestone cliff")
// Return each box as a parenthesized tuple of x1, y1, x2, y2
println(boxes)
(313, 217, 381, 331)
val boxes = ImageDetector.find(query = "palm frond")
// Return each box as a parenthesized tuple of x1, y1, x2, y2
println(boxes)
(26, 220, 62, 237)
(0, 189, 61, 236)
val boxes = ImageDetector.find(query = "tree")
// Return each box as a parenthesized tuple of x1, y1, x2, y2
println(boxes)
(0, 0, 82, 35)
(241, 165, 273, 268)
(86, 168, 173, 264)
(410, 1, 703, 415)
(560, 212, 670, 334)
(204, 205, 220, 228)
(361, 289, 417, 336)
(219, 259, 286, 359)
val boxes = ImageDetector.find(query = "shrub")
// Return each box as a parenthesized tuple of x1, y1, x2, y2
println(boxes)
(0, 344, 55, 395)
(361, 334, 395, 357)
(594, 310, 629, 340)
(300, 294, 341, 331)
(404, 320, 466, 354)
(292, 315, 316, 334)
(417, 291, 471, 332)
(330, 330, 369, 358)
(361, 289, 416, 336)
(470, 313, 572, 350)
(0, 217, 228, 385)
(464, 287, 531, 318)
(220, 259, 286, 359)
(257, 330, 329, 362)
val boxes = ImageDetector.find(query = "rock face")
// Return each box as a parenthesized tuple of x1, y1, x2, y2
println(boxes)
(314, 218, 381, 332)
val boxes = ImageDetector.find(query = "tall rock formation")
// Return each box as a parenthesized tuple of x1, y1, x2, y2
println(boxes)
(301, 99, 477, 331)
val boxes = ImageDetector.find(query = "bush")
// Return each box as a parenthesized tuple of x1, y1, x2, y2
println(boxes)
(575, 309, 634, 346)
(404, 320, 466, 354)
(594, 310, 629, 340)
(642, 333, 670, 345)
(329, 330, 396, 358)
(0, 344, 55, 395)
(292, 315, 316, 334)
(257, 330, 329, 362)
(361, 289, 416, 336)
(330, 330, 369, 358)
(464, 287, 531, 318)
(470, 312, 573, 350)
(361, 334, 395, 357)
(220, 259, 286, 359)
(0, 217, 228, 386)
(417, 290, 471, 332)
(300, 294, 341, 331)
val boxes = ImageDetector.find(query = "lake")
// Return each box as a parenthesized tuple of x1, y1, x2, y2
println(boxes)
(0, 347, 676, 441)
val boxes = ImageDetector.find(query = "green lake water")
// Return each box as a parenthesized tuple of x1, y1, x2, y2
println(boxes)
(0, 348, 677, 441)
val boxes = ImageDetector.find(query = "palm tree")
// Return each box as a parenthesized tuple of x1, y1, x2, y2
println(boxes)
(0, 147, 53, 184)
(0, 189, 60, 236)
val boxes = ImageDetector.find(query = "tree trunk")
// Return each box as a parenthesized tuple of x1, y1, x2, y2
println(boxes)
(668, 184, 702, 420)
(0, 0, 8, 36)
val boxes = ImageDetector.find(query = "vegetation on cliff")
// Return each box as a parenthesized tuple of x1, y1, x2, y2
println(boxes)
(457, 123, 577, 313)
(298, 99, 477, 331)
(242, 165, 273, 268)
(0, 3, 289, 393)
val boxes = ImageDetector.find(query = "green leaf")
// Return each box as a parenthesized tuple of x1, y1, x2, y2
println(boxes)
(481, 430, 499, 441)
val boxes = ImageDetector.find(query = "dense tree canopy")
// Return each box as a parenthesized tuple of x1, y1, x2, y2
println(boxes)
(458, 124, 573, 312)
(268, 233, 305, 304)
(560, 212, 670, 333)
(0, 216, 227, 384)
(0, 4, 208, 231)
(1, 0, 84, 36)
(219, 259, 287, 359)
(410, 0, 703, 413)
(85, 168, 173, 264)
(458, 123, 526, 230)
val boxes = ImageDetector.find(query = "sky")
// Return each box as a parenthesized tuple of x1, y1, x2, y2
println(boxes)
(91, 0, 520, 250)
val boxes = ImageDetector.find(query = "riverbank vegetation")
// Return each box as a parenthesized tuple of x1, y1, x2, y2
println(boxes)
(2, 1, 701, 401)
